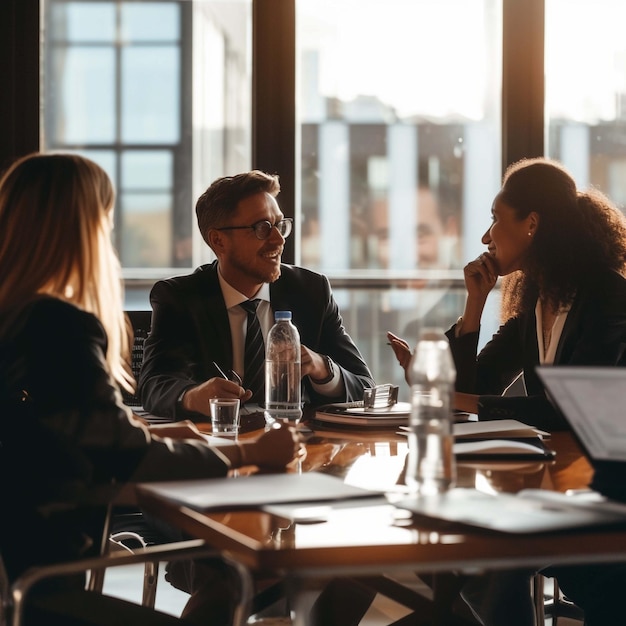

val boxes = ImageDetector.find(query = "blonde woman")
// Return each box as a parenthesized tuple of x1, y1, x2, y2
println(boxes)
(0, 153, 298, 625)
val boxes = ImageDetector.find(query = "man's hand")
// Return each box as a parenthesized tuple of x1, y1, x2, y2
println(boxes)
(300, 345, 330, 381)
(182, 378, 252, 417)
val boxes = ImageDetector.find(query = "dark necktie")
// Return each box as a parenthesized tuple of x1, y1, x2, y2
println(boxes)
(241, 299, 265, 403)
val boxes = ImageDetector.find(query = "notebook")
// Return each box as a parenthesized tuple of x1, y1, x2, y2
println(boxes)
(315, 403, 477, 428)
(314, 401, 411, 427)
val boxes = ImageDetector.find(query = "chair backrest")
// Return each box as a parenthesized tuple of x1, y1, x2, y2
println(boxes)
(0, 553, 11, 626)
(122, 311, 152, 407)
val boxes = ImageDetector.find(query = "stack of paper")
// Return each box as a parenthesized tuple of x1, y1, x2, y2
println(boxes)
(401, 419, 554, 460)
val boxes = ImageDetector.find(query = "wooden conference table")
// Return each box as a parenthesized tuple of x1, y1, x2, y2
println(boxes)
(136, 413, 625, 624)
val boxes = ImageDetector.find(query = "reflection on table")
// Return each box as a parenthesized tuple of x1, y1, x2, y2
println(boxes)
(137, 417, 610, 576)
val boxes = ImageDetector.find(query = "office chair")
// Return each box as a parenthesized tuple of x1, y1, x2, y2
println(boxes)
(122, 310, 152, 408)
(86, 496, 161, 609)
(2, 480, 251, 626)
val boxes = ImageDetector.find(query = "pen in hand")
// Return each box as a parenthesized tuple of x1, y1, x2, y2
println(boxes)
(213, 361, 244, 385)
(212, 362, 249, 413)
(213, 361, 231, 381)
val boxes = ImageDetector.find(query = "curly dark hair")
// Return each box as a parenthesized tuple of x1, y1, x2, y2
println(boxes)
(499, 158, 626, 321)
(195, 170, 280, 247)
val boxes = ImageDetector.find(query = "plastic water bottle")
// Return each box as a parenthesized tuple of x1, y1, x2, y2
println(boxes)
(406, 328, 457, 495)
(264, 311, 302, 423)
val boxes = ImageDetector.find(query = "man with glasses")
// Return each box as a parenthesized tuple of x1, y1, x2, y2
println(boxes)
(137, 170, 376, 625)
(139, 169, 374, 420)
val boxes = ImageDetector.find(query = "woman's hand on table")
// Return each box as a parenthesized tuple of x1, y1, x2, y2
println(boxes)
(240, 423, 304, 470)
(148, 420, 207, 442)
(454, 391, 480, 414)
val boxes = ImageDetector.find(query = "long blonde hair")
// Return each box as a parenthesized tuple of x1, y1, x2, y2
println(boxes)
(0, 153, 133, 392)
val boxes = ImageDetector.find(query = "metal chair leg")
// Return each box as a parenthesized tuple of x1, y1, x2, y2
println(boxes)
(109, 530, 158, 608)
(532, 574, 546, 626)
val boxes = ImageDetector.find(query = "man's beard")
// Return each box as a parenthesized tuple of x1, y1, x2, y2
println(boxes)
(231, 252, 282, 284)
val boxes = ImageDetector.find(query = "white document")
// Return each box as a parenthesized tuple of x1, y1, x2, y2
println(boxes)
(453, 438, 554, 459)
(395, 487, 626, 533)
(452, 419, 549, 439)
(399, 419, 547, 439)
(137, 471, 382, 512)
(398, 419, 554, 459)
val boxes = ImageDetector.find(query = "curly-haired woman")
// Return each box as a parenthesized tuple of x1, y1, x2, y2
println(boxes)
(389, 156, 626, 432)
(390, 157, 626, 625)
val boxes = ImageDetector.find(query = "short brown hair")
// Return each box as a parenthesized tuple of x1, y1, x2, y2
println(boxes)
(196, 170, 280, 246)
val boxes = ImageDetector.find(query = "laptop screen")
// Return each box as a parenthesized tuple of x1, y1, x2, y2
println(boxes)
(536, 366, 626, 463)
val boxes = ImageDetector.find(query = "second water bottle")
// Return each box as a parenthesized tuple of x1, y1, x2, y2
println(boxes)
(406, 327, 457, 495)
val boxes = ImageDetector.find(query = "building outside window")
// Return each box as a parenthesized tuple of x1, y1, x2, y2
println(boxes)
(545, 0, 626, 208)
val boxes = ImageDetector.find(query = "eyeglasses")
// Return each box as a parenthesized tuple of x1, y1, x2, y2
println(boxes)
(216, 218, 293, 240)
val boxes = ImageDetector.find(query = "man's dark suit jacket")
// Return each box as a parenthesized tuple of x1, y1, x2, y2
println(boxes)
(446, 269, 626, 431)
(139, 261, 375, 419)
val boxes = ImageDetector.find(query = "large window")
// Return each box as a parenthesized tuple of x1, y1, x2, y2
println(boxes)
(28, 0, 626, 389)
(42, 0, 252, 273)
(296, 0, 502, 386)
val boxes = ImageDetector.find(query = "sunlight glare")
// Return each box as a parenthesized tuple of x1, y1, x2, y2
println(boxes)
(546, 0, 626, 122)
(299, 0, 497, 121)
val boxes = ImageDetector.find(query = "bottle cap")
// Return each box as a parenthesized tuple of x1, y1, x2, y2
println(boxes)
(274, 310, 292, 321)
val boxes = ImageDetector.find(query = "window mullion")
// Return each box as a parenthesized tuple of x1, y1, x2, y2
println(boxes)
(252, 0, 296, 264)
(502, 0, 545, 170)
